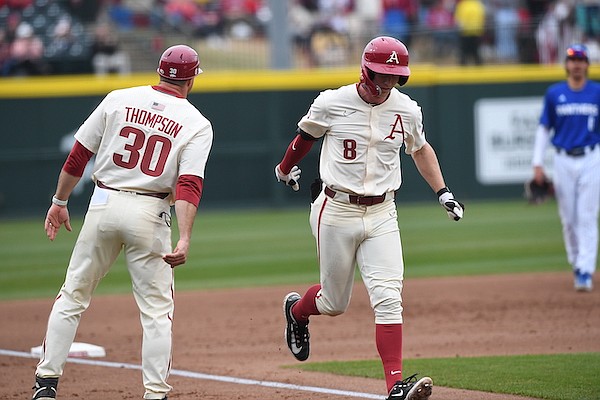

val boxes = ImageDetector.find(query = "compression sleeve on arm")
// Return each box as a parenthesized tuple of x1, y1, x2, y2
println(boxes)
(176, 174, 203, 207)
(279, 129, 317, 174)
(62, 140, 94, 177)
(531, 125, 550, 167)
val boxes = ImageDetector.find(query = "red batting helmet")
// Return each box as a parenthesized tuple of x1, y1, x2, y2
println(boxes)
(157, 45, 202, 80)
(360, 36, 410, 96)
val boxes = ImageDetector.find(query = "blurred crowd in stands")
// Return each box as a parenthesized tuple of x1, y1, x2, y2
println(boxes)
(0, 0, 599, 76)
(290, 0, 600, 66)
(0, 0, 131, 76)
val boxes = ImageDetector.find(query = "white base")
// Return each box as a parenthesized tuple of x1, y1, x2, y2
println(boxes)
(31, 342, 106, 358)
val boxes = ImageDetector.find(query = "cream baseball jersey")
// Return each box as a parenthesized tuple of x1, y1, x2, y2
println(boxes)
(298, 84, 427, 196)
(75, 85, 213, 195)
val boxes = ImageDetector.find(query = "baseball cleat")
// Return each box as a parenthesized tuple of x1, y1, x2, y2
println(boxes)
(283, 292, 310, 361)
(386, 374, 433, 400)
(32, 376, 58, 400)
(574, 271, 593, 292)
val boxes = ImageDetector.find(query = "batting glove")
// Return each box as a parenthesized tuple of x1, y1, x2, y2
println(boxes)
(275, 164, 301, 191)
(437, 187, 465, 221)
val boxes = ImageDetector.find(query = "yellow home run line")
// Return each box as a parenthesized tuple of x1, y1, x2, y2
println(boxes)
(2, 64, 598, 98)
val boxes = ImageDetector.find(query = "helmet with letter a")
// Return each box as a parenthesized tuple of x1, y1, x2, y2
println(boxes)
(157, 44, 202, 80)
(360, 36, 410, 95)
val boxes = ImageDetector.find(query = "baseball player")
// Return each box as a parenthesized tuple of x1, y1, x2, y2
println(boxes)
(274, 36, 464, 400)
(531, 44, 600, 292)
(32, 45, 213, 400)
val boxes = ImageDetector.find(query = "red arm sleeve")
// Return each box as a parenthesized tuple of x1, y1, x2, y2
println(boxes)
(62, 140, 94, 177)
(176, 174, 203, 208)
(279, 133, 315, 174)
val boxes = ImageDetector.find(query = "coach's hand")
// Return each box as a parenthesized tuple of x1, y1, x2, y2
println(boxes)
(275, 164, 301, 191)
(45, 204, 72, 241)
(437, 188, 465, 221)
(163, 239, 189, 268)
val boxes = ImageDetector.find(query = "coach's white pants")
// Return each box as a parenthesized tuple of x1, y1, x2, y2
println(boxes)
(310, 191, 404, 324)
(36, 188, 174, 400)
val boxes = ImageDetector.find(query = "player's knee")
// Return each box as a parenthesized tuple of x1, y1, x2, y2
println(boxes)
(326, 308, 346, 317)
(316, 296, 349, 316)
(372, 289, 403, 323)
(375, 298, 403, 317)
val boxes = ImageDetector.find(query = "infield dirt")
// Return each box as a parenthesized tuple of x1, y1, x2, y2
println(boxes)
(2, 271, 599, 399)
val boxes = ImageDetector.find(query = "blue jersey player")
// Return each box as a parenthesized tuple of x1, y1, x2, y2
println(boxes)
(532, 44, 600, 292)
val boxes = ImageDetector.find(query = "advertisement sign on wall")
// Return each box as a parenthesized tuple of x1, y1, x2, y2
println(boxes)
(474, 97, 553, 185)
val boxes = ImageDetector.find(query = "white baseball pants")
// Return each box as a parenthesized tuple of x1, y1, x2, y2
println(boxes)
(309, 190, 404, 324)
(36, 187, 174, 400)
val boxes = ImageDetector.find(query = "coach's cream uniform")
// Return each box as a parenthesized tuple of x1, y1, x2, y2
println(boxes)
(300, 84, 426, 324)
(36, 86, 213, 399)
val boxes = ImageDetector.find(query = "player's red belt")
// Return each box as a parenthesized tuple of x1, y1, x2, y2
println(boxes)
(96, 181, 169, 199)
(324, 186, 389, 206)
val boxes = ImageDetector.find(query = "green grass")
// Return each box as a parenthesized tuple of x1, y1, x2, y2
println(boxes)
(295, 353, 600, 400)
(0, 199, 565, 300)
(0, 199, 592, 399)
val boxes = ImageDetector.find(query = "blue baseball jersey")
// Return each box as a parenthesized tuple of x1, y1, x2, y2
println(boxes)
(540, 80, 600, 150)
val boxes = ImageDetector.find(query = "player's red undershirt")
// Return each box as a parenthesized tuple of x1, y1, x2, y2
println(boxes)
(278, 130, 316, 174)
(151, 85, 185, 98)
(62, 140, 203, 207)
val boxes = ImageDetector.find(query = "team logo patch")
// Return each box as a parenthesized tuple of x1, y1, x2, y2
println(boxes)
(386, 51, 400, 64)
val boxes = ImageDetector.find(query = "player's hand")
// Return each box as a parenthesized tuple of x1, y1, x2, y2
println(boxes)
(438, 189, 465, 221)
(44, 204, 72, 241)
(275, 164, 301, 191)
(533, 166, 546, 185)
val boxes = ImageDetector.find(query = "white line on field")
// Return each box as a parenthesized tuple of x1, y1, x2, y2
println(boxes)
(0, 349, 383, 399)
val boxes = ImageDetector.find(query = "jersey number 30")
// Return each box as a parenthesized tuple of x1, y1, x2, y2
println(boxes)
(113, 126, 172, 177)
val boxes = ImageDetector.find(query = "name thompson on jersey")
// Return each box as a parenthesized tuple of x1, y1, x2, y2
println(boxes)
(125, 106, 184, 138)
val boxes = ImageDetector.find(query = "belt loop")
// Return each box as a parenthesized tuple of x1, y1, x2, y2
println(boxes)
(324, 186, 336, 199)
